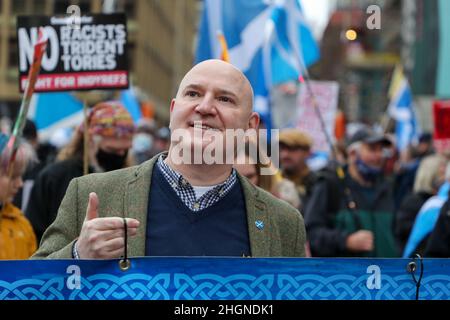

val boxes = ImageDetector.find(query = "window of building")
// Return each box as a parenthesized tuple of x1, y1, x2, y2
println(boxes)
(54, 0, 69, 14)
(34, 0, 47, 14)
(12, 0, 27, 14)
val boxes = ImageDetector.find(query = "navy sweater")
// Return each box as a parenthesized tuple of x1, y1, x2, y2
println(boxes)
(145, 165, 251, 256)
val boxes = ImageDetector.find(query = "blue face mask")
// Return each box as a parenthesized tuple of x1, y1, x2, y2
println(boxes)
(355, 157, 383, 183)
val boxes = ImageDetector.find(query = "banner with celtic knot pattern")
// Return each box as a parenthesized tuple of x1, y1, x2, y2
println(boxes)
(0, 258, 449, 300)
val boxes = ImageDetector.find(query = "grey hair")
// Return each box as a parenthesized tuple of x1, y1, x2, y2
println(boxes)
(446, 162, 450, 181)
(413, 154, 447, 194)
(0, 139, 38, 175)
(347, 141, 362, 154)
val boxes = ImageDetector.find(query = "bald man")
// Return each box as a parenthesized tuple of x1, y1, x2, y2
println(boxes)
(33, 60, 306, 259)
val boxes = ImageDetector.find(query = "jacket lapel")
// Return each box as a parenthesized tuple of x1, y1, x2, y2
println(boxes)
(124, 154, 160, 257)
(238, 174, 271, 257)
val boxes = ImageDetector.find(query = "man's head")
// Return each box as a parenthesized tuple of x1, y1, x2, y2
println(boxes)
(168, 59, 259, 160)
(279, 129, 313, 176)
(347, 127, 392, 183)
(86, 101, 135, 171)
(415, 132, 433, 157)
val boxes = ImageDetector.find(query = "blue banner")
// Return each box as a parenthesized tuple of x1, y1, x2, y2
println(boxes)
(1, 258, 449, 300)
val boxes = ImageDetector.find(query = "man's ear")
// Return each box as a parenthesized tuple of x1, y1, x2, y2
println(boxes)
(348, 148, 358, 162)
(169, 99, 176, 113)
(248, 112, 260, 130)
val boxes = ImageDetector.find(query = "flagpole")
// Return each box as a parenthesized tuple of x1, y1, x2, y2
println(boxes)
(298, 65, 338, 163)
(7, 27, 47, 171)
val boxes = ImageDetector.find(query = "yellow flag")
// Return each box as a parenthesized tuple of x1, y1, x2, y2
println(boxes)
(217, 30, 230, 63)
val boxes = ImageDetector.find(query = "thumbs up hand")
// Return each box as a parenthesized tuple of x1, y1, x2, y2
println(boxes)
(76, 192, 140, 259)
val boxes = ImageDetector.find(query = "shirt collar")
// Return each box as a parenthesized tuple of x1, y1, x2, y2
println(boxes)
(157, 154, 236, 192)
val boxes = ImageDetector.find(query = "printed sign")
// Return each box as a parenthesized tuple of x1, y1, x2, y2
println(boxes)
(17, 13, 129, 92)
(296, 81, 339, 153)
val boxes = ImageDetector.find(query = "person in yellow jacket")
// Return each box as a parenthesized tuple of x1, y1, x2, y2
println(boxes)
(0, 133, 37, 259)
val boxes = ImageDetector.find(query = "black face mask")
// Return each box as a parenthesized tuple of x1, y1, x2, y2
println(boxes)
(96, 149, 128, 172)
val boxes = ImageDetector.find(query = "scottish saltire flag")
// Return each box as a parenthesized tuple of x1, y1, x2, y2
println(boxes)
(196, 0, 320, 129)
(388, 66, 420, 151)
(120, 88, 142, 124)
(29, 92, 84, 142)
(403, 182, 450, 258)
(29, 90, 141, 142)
(266, 0, 320, 85)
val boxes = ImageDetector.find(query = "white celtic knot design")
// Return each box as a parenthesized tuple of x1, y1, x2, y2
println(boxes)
(277, 274, 373, 300)
(174, 274, 274, 300)
(375, 275, 416, 300)
(420, 275, 450, 300)
(0, 277, 66, 300)
(1, 268, 450, 300)
(69, 273, 171, 300)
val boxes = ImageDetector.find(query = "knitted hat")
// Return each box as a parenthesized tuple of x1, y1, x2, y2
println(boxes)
(81, 101, 135, 138)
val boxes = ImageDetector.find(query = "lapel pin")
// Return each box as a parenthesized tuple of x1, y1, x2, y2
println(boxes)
(255, 220, 264, 230)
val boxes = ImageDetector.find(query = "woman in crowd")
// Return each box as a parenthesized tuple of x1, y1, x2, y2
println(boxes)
(25, 101, 135, 242)
(395, 154, 448, 253)
(0, 133, 37, 259)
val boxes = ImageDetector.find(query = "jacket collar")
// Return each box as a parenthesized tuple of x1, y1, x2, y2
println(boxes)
(125, 152, 272, 257)
(237, 174, 272, 257)
(125, 153, 159, 256)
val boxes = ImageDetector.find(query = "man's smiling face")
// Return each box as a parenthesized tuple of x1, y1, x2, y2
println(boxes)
(168, 60, 259, 156)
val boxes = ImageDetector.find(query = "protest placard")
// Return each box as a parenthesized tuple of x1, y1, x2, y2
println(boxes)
(17, 13, 129, 92)
(296, 81, 339, 153)
(433, 100, 450, 153)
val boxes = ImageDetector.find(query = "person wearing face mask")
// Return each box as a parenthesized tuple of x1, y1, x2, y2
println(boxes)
(304, 127, 398, 257)
(25, 101, 135, 242)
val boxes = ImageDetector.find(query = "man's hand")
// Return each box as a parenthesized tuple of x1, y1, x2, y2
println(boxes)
(345, 230, 374, 252)
(76, 192, 140, 259)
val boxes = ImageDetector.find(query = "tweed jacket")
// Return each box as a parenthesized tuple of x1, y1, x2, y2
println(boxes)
(32, 154, 306, 259)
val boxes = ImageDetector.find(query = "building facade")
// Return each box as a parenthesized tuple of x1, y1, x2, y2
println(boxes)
(0, 0, 200, 122)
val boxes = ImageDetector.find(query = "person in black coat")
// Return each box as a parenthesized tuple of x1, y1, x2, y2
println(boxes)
(395, 155, 447, 253)
(424, 198, 450, 257)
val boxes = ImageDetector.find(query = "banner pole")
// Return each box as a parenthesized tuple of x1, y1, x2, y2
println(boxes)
(83, 100, 89, 176)
(7, 27, 47, 168)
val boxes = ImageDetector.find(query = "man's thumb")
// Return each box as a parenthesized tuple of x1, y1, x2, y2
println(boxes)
(86, 192, 99, 221)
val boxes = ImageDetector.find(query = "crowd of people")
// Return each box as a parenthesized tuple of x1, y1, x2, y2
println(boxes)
(0, 59, 449, 260)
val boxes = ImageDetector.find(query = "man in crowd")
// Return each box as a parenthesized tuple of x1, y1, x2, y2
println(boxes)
(279, 128, 317, 211)
(32, 59, 306, 259)
(304, 127, 398, 257)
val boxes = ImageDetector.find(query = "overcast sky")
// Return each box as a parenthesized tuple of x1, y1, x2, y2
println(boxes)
(300, 0, 337, 40)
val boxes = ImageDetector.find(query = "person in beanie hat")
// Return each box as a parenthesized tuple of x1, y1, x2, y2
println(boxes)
(26, 101, 135, 242)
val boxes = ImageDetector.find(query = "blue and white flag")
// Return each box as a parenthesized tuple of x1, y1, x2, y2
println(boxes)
(388, 67, 420, 151)
(30, 90, 142, 142)
(196, 0, 320, 130)
(29, 92, 84, 142)
(120, 88, 142, 124)
(403, 182, 450, 258)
